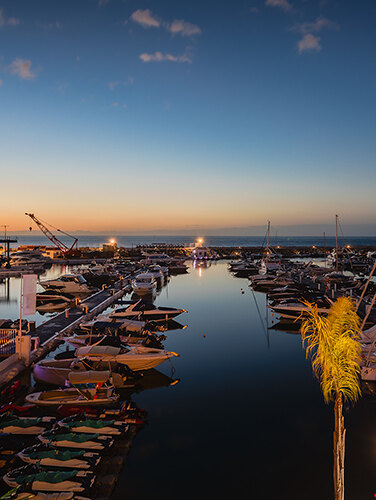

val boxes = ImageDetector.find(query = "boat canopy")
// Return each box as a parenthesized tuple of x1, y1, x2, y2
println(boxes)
(77, 346, 121, 357)
(68, 370, 111, 384)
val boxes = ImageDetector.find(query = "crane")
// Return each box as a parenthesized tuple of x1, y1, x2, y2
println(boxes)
(25, 213, 80, 256)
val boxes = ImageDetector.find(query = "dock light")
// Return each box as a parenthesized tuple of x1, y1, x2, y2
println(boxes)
(312, 245, 316, 249)
(197, 237, 204, 245)
(109, 238, 116, 245)
(347, 245, 351, 249)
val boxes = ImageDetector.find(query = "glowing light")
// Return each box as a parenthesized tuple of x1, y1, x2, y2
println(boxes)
(347, 245, 351, 249)
(109, 238, 116, 245)
(312, 245, 316, 249)
(197, 237, 204, 245)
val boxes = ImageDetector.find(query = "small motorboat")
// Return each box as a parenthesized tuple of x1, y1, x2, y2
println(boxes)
(25, 371, 119, 407)
(57, 416, 129, 436)
(36, 292, 75, 313)
(73, 344, 179, 371)
(18, 444, 100, 469)
(110, 299, 187, 321)
(0, 416, 55, 435)
(39, 275, 94, 296)
(38, 429, 114, 450)
(3, 464, 95, 492)
(33, 356, 140, 388)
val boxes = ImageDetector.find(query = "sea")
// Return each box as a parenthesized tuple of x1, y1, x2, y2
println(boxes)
(7, 234, 376, 248)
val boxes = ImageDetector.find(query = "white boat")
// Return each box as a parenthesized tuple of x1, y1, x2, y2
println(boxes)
(110, 299, 187, 321)
(147, 265, 165, 286)
(268, 302, 330, 320)
(25, 371, 119, 406)
(18, 444, 100, 469)
(131, 273, 157, 296)
(40, 274, 93, 295)
(75, 345, 179, 371)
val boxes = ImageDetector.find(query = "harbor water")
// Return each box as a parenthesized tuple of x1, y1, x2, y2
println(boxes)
(110, 260, 376, 500)
(1, 260, 376, 499)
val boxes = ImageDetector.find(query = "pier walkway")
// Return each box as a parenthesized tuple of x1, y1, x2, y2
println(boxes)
(0, 275, 134, 388)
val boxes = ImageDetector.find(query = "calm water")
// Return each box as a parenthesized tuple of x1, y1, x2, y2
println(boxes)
(2, 261, 376, 499)
(110, 260, 376, 500)
(6, 234, 376, 248)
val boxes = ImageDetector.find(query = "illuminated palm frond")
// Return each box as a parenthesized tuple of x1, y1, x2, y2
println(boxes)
(300, 297, 361, 405)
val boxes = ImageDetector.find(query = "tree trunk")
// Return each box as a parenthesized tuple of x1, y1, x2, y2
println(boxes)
(333, 392, 346, 500)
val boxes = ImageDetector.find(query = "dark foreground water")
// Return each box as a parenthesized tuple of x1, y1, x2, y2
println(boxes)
(111, 260, 376, 500)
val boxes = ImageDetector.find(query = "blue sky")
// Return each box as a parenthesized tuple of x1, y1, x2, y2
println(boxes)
(1, 0, 375, 234)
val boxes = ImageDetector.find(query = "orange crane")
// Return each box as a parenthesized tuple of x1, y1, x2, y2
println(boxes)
(25, 213, 80, 256)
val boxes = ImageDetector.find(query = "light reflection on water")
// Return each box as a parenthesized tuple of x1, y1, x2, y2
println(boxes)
(112, 260, 376, 500)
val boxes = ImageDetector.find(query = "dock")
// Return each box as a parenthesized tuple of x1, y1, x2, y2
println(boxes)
(0, 275, 135, 388)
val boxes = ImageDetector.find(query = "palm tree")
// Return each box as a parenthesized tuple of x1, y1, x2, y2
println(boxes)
(300, 296, 361, 500)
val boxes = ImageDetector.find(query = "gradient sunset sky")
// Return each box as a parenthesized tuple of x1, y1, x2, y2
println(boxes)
(1, 0, 375, 234)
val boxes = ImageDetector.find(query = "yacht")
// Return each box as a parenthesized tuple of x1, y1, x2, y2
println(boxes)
(147, 265, 165, 287)
(131, 273, 157, 296)
(110, 299, 187, 321)
(40, 274, 94, 295)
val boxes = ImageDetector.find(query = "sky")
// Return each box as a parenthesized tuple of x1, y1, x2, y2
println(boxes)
(0, 0, 375, 235)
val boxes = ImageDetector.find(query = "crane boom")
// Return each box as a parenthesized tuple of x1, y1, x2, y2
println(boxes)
(25, 213, 78, 254)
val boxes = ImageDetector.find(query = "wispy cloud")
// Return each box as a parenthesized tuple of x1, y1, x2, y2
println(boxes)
(169, 20, 201, 36)
(98, 0, 109, 6)
(139, 51, 192, 63)
(265, 0, 292, 12)
(298, 33, 321, 53)
(0, 8, 20, 27)
(291, 17, 338, 35)
(130, 9, 160, 28)
(130, 9, 201, 37)
(0, 79, 3, 86)
(112, 101, 127, 108)
(8, 59, 36, 80)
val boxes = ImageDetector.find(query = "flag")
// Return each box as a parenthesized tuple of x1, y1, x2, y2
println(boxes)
(22, 274, 37, 315)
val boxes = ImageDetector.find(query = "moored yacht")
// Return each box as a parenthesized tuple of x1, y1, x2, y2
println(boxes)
(40, 274, 94, 296)
(131, 273, 157, 296)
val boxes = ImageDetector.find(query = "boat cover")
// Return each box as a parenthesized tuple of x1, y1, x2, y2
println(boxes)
(27, 450, 86, 460)
(68, 370, 111, 384)
(76, 346, 120, 357)
(13, 470, 77, 485)
(63, 419, 116, 428)
(44, 433, 100, 442)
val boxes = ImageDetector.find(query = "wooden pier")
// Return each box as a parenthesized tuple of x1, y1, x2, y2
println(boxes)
(0, 275, 134, 388)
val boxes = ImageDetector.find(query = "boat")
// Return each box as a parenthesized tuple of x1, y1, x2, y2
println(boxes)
(268, 301, 330, 320)
(3, 464, 95, 492)
(18, 444, 100, 469)
(147, 265, 165, 287)
(110, 299, 187, 321)
(131, 273, 157, 296)
(39, 275, 94, 296)
(36, 292, 75, 313)
(38, 429, 114, 450)
(0, 416, 55, 435)
(73, 345, 179, 371)
(25, 371, 119, 407)
(57, 416, 129, 436)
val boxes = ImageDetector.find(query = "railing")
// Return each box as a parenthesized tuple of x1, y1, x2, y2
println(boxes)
(0, 329, 17, 356)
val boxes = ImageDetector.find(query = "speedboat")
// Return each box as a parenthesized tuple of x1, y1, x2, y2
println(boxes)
(18, 443, 100, 469)
(74, 344, 179, 371)
(131, 273, 157, 296)
(110, 299, 187, 321)
(39, 274, 94, 296)
(268, 301, 330, 320)
(3, 464, 95, 492)
(25, 371, 119, 406)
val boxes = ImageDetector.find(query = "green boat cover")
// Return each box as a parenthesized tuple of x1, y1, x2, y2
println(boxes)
(14, 470, 77, 485)
(28, 449, 85, 460)
(47, 433, 99, 443)
(66, 419, 115, 428)
(1, 419, 42, 428)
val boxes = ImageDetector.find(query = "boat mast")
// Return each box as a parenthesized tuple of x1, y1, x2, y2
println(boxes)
(266, 221, 270, 263)
(335, 214, 339, 272)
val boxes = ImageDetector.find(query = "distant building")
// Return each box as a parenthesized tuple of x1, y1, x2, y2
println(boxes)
(191, 246, 212, 260)
(42, 248, 62, 259)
